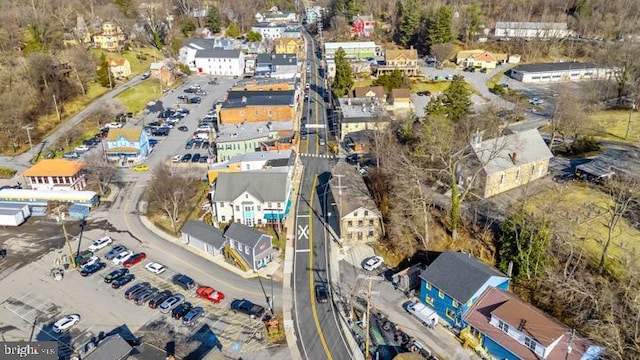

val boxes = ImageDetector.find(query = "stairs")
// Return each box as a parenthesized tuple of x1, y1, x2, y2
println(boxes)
(224, 245, 251, 272)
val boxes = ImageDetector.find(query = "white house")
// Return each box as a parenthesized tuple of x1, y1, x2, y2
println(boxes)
(211, 171, 291, 227)
(255, 9, 297, 24)
(494, 22, 574, 39)
(194, 49, 245, 77)
(251, 23, 301, 41)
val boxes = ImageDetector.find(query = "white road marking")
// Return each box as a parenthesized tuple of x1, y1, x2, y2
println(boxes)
(298, 225, 309, 240)
(295, 249, 310, 253)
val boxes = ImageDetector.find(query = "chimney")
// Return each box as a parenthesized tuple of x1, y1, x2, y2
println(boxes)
(510, 152, 517, 164)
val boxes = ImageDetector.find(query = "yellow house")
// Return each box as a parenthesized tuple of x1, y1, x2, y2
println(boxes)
(456, 49, 507, 69)
(274, 38, 304, 57)
(388, 88, 414, 114)
(377, 48, 419, 76)
(106, 57, 132, 79)
(93, 22, 126, 52)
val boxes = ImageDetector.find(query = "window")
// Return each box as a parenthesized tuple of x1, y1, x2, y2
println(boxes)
(245, 246, 250, 255)
(515, 169, 520, 182)
(445, 308, 456, 320)
(277, 202, 282, 208)
(268, 202, 272, 208)
(498, 320, 509, 333)
(347, 221, 353, 227)
(425, 282, 431, 290)
(368, 230, 374, 237)
(358, 220, 363, 227)
(438, 290, 444, 299)
(499, 173, 505, 185)
(425, 295, 434, 306)
(368, 220, 374, 226)
(235, 205, 240, 211)
(364, 210, 369, 216)
(452, 300, 459, 308)
(524, 337, 537, 351)
(257, 206, 261, 211)
(531, 165, 535, 176)
(353, 211, 358, 217)
(221, 216, 226, 222)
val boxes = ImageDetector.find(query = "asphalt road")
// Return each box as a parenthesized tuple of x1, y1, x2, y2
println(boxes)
(293, 32, 353, 360)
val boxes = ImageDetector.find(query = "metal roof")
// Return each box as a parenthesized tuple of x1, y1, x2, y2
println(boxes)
(512, 62, 602, 73)
(495, 21, 568, 30)
(213, 171, 288, 203)
(181, 220, 226, 249)
(224, 222, 272, 248)
(195, 48, 242, 59)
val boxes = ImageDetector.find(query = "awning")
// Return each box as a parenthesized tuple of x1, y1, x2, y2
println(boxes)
(263, 199, 292, 220)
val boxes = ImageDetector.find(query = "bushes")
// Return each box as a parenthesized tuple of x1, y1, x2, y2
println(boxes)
(570, 136, 601, 155)
(0, 167, 16, 178)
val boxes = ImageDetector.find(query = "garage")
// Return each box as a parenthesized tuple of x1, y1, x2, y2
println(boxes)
(509, 62, 615, 83)
(181, 220, 226, 256)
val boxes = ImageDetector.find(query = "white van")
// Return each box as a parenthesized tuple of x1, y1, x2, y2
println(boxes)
(407, 301, 439, 328)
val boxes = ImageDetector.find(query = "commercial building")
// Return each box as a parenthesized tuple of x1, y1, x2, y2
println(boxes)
(218, 90, 297, 125)
(336, 97, 390, 140)
(494, 21, 573, 39)
(22, 159, 86, 191)
(509, 62, 615, 83)
(215, 121, 294, 161)
(324, 42, 380, 59)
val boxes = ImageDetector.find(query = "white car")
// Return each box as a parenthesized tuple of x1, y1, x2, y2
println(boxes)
(53, 314, 80, 333)
(363, 256, 384, 271)
(81, 256, 100, 268)
(112, 250, 134, 265)
(172, 154, 183, 163)
(197, 124, 211, 130)
(145, 262, 166, 275)
(74, 145, 90, 153)
(88, 236, 113, 252)
(105, 122, 124, 129)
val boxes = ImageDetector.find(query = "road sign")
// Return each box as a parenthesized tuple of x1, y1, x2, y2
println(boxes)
(298, 224, 309, 240)
(305, 124, 326, 129)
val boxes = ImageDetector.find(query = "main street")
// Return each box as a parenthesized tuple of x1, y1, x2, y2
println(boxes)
(292, 32, 354, 360)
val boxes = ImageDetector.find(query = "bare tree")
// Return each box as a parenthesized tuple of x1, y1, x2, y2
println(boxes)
(548, 88, 596, 150)
(87, 99, 125, 128)
(146, 163, 199, 234)
(83, 152, 119, 196)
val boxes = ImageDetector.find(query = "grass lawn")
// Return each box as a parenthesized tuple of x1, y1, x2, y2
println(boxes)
(90, 47, 162, 76)
(583, 110, 640, 142)
(409, 79, 451, 94)
(526, 182, 640, 277)
(486, 64, 517, 89)
(353, 78, 373, 88)
(116, 79, 165, 113)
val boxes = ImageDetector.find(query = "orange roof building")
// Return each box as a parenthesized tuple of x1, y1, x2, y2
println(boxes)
(22, 159, 87, 191)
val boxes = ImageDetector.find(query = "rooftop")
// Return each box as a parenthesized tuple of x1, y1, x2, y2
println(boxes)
(329, 161, 380, 217)
(195, 48, 242, 59)
(471, 128, 553, 174)
(216, 121, 293, 143)
(337, 97, 389, 122)
(83, 334, 132, 360)
(512, 62, 603, 73)
(385, 48, 419, 61)
(224, 222, 273, 247)
(324, 41, 377, 50)
(213, 171, 288, 202)
(495, 21, 568, 30)
(391, 88, 411, 99)
(181, 220, 226, 249)
(228, 149, 294, 164)
(256, 53, 298, 66)
(222, 90, 295, 108)
(419, 251, 508, 303)
(22, 159, 85, 177)
(106, 127, 143, 142)
(353, 86, 385, 100)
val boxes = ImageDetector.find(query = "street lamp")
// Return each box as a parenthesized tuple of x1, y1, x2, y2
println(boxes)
(22, 125, 34, 159)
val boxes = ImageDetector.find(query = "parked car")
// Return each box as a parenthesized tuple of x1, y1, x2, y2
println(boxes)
(190, 97, 201, 104)
(184, 141, 194, 150)
(81, 256, 100, 268)
(141, 72, 151, 80)
(159, 294, 186, 314)
(104, 268, 129, 284)
(191, 154, 201, 163)
(52, 314, 80, 333)
(199, 156, 209, 163)
(124, 282, 150, 300)
(172, 274, 196, 290)
(201, 141, 210, 149)
(123, 253, 147, 267)
(111, 274, 135, 289)
(105, 245, 127, 260)
(145, 262, 166, 275)
(315, 283, 328, 304)
(182, 307, 205, 326)
(88, 236, 113, 252)
(149, 290, 173, 309)
(62, 152, 80, 160)
(417, 90, 432, 96)
(134, 288, 159, 305)
(363, 256, 384, 271)
(83, 138, 101, 147)
(132, 165, 150, 172)
(80, 262, 106, 277)
(112, 250, 134, 265)
(178, 95, 189, 102)
(231, 299, 265, 319)
(196, 286, 225, 303)
(172, 302, 193, 319)
(74, 145, 90, 153)
(181, 153, 192, 162)
(178, 126, 188, 132)
(193, 141, 202, 149)
(105, 122, 124, 129)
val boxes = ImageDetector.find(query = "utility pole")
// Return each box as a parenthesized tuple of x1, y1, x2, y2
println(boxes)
(52, 94, 61, 122)
(22, 125, 34, 160)
(332, 174, 346, 241)
(625, 103, 635, 140)
(55, 209, 77, 269)
(564, 328, 575, 360)
(358, 274, 383, 359)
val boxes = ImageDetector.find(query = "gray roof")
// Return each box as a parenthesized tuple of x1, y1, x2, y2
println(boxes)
(338, 97, 389, 123)
(419, 251, 508, 303)
(329, 161, 380, 217)
(224, 222, 272, 248)
(84, 334, 132, 360)
(495, 21, 568, 30)
(228, 149, 294, 164)
(227, 90, 295, 99)
(512, 62, 602, 74)
(223, 90, 295, 108)
(213, 172, 288, 202)
(195, 48, 242, 59)
(182, 38, 215, 49)
(472, 128, 553, 175)
(256, 53, 298, 66)
(576, 148, 640, 179)
(216, 121, 293, 142)
(181, 220, 226, 249)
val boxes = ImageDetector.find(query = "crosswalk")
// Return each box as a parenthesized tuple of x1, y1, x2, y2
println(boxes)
(298, 153, 334, 158)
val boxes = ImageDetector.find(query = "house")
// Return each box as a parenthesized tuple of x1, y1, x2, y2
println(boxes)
(92, 22, 126, 51)
(456, 50, 505, 69)
(352, 86, 386, 102)
(466, 129, 553, 198)
(337, 97, 389, 140)
(104, 127, 150, 166)
(255, 9, 298, 24)
(494, 21, 573, 39)
(255, 53, 298, 79)
(181, 220, 226, 256)
(350, 15, 375, 38)
(22, 159, 86, 191)
(218, 90, 297, 125)
(83, 334, 132, 360)
(207, 149, 295, 184)
(282, 26, 303, 39)
(149, 60, 179, 86)
(388, 88, 414, 114)
(211, 171, 291, 226)
(241, 41, 267, 56)
(461, 287, 602, 360)
(106, 57, 132, 79)
(343, 129, 376, 154)
(376, 48, 419, 76)
(274, 38, 305, 57)
(231, 78, 296, 91)
(194, 48, 245, 77)
(324, 41, 380, 59)
(509, 62, 615, 83)
(419, 251, 510, 328)
(179, 38, 236, 71)
(328, 161, 383, 243)
(223, 222, 274, 272)
(305, 6, 325, 24)
(215, 121, 294, 162)
(251, 22, 290, 40)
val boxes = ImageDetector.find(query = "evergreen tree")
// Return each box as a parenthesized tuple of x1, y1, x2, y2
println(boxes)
(425, 77, 471, 122)
(226, 23, 240, 38)
(246, 31, 262, 42)
(397, 0, 422, 47)
(463, 3, 483, 44)
(332, 48, 353, 97)
(372, 70, 405, 93)
(428, 5, 453, 44)
(206, 6, 222, 34)
(97, 53, 114, 88)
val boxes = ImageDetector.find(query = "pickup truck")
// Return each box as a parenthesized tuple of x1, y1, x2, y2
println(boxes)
(231, 299, 265, 319)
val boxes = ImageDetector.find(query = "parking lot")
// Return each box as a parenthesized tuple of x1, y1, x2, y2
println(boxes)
(0, 219, 284, 359)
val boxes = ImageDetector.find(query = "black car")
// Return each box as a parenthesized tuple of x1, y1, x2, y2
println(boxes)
(315, 284, 328, 303)
(104, 268, 129, 283)
(111, 274, 135, 289)
(191, 154, 201, 163)
(178, 95, 189, 102)
(149, 290, 173, 309)
(178, 126, 188, 132)
(172, 302, 193, 319)
(199, 156, 209, 163)
(184, 88, 196, 93)
(181, 153, 192, 162)
(124, 282, 150, 299)
(80, 262, 106, 277)
(193, 141, 201, 149)
(185, 142, 193, 150)
(134, 288, 159, 305)
(231, 299, 265, 319)
(105, 245, 128, 261)
(201, 141, 210, 149)
(147, 121, 160, 127)
(172, 274, 196, 290)
(190, 97, 201, 104)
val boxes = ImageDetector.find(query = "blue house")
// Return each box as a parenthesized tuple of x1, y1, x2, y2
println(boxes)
(418, 251, 510, 328)
(105, 127, 150, 166)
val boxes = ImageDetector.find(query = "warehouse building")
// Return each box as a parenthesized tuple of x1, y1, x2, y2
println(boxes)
(508, 62, 615, 83)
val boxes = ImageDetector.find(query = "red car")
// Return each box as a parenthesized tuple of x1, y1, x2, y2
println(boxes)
(123, 253, 147, 267)
(196, 286, 225, 303)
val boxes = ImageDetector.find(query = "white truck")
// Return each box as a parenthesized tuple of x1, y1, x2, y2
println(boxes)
(407, 301, 439, 329)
